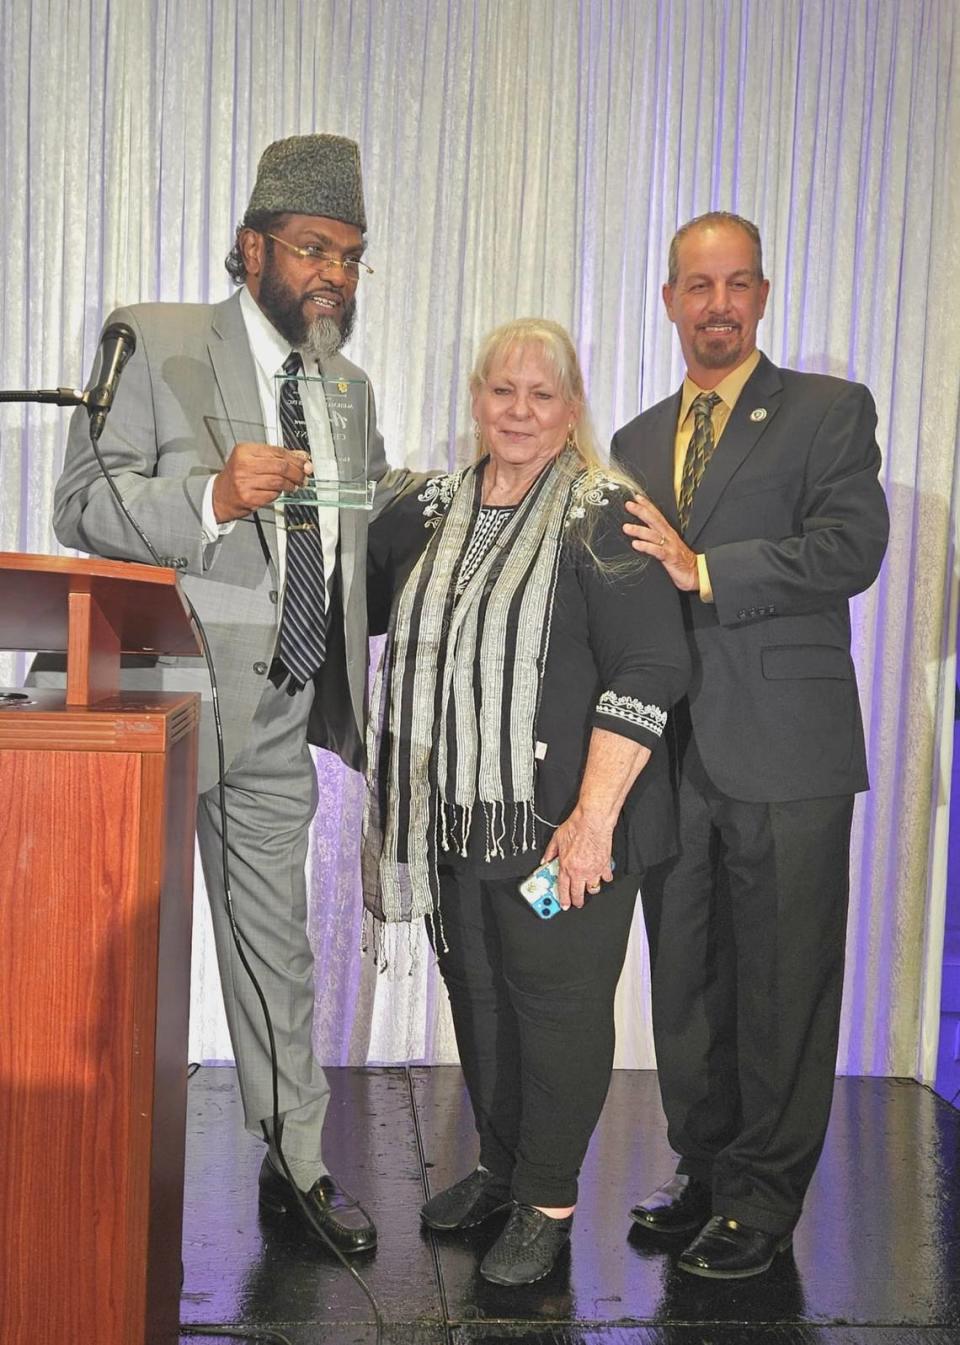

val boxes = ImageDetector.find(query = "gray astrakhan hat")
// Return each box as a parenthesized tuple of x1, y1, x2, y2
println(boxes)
(247, 134, 366, 230)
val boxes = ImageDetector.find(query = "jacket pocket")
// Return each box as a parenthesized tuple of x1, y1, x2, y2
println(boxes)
(761, 644, 852, 680)
(721, 470, 795, 502)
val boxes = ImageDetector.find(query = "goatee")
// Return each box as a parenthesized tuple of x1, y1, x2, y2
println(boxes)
(299, 300, 357, 363)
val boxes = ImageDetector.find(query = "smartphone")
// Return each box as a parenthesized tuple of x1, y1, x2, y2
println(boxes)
(518, 857, 563, 919)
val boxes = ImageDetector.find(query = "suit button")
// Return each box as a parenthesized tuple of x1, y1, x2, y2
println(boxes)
(253, 661, 268, 675)
(737, 609, 747, 619)
(177, 557, 188, 569)
(269, 590, 279, 604)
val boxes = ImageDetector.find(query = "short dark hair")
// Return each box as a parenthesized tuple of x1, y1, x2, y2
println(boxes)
(224, 210, 291, 284)
(667, 212, 764, 286)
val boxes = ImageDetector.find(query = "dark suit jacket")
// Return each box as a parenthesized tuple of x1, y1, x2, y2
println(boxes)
(612, 353, 889, 804)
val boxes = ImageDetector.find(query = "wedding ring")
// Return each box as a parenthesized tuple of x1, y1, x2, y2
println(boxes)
(587, 882, 601, 894)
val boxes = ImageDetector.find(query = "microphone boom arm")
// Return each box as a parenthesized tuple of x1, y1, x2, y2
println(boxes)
(0, 387, 87, 406)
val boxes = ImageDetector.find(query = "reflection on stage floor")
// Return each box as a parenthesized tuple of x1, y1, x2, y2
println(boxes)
(180, 1067, 960, 1344)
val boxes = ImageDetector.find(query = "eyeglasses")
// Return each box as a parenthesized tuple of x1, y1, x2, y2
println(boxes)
(264, 233, 374, 277)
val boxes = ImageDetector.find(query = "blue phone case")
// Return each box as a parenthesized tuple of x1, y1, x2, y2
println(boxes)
(518, 858, 563, 919)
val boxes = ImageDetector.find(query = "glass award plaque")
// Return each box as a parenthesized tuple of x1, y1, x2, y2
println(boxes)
(275, 374, 375, 510)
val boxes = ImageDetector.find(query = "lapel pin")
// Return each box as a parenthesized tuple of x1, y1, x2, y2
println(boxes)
(749, 408, 768, 422)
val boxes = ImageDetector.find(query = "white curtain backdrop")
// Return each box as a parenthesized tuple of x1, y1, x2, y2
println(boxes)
(1, 0, 958, 1080)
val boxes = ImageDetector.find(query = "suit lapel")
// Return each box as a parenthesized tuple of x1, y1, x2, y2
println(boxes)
(637, 393, 682, 529)
(208, 294, 266, 445)
(685, 355, 783, 545)
(317, 353, 365, 610)
(207, 294, 278, 566)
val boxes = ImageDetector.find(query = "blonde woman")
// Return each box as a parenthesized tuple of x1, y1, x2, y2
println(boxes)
(364, 319, 689, 1284)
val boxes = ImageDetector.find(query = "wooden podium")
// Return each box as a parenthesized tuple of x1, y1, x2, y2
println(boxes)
(0, 553, 202, 1345)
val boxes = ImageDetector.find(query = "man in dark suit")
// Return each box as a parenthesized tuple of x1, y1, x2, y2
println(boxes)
(613, 212, 888, 1278)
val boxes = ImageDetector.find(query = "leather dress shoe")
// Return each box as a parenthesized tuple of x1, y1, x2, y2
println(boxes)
(678, 1215, 792, 1279)
(629, 1174, 712, 1235)
(258, 1155, 377, 1253)
(480, 1204, 573, 1285)
(421, 1167, 512, 1230)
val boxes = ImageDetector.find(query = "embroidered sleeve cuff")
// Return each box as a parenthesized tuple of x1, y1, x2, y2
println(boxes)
(595, 690, 667, 738)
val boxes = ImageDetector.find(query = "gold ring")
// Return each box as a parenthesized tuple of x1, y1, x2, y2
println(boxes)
(587, 883, 601, 894)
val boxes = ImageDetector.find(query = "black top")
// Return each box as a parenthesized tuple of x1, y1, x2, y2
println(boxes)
(368, 467, 691, 875)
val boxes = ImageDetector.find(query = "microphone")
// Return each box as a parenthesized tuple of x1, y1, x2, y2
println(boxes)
(86, 322, 136, 441)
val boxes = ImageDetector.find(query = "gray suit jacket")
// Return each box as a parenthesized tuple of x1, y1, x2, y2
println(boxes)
(612, 353, 889, 803)
(49, 291, 409, 791)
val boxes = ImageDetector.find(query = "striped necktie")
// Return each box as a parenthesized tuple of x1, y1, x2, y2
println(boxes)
(677, 391, 722, 533)
(277, 351, 326, 687)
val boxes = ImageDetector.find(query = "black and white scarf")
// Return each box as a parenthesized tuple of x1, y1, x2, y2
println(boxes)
(362, 447, 585, 923)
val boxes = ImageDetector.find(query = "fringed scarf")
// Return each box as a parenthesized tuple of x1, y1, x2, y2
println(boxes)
(362, 447, 584, 925)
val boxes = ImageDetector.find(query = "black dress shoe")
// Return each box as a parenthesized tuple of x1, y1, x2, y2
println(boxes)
(258, 1155, 377, 1253)
(421, 1168, 512, 1230)
(479, 1204, 573, 1285)
(678, 1215, 792, 1279)
(629, 1174, 712, 1235)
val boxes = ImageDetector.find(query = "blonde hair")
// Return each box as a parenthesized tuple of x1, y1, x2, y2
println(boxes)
(469, 318, 645, 570)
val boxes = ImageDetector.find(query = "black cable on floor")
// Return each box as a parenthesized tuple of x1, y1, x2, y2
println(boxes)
(87, 429, 384, 1345)
(180, 1327, 291, 1344)
(404, 1065, 451, 1329)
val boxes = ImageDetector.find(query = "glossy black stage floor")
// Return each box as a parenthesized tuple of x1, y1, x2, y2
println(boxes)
(180, 1067, 960, 1344)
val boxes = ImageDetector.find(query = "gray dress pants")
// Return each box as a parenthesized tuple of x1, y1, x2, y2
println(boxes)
(196, 671, 330, 1173)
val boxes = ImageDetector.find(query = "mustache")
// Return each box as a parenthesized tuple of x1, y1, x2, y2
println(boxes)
(697, 317, 742, 330)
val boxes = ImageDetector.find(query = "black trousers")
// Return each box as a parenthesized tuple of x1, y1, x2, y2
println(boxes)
(641, 734, 855, 1235)
(433, 866, 639, 1208)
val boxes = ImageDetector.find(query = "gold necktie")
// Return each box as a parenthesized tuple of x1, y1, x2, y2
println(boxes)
(677, 391, 721, 532)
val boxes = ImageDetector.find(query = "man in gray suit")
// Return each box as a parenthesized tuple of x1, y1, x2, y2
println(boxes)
(51, 134, 410, 1253)
(614, 212, 888, 1278)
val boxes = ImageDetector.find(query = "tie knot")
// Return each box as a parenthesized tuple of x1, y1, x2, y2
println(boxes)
(282, 351, 302, 377)
(691, 391, 721, 418)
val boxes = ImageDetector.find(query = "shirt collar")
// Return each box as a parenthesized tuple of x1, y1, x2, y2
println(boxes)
(679, 348, 762, 425)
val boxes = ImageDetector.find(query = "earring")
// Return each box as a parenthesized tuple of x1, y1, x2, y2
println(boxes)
(564, 424, 577, 450)
(473, 421, 481, 441)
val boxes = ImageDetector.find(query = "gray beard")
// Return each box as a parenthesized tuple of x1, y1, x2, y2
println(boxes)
(297, 302, 357, 364)
(299, 315, 344, 362)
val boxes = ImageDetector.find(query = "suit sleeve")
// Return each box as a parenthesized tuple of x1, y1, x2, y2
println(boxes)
(577, 504, 691, 750)
(705, 382, 889, 626)
(364, 384, 414, 515)
(53, 308, 213, 573)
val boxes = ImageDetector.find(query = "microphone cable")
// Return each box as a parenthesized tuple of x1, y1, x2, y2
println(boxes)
(83, 423, 386, 1345)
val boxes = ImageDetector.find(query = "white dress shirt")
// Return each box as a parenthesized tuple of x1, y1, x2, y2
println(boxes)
(201, 285, 340, 610)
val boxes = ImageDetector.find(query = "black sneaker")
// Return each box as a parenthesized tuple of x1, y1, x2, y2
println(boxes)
(479, 1203, 573, 1285)
(420, 1168, 513, 1230)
